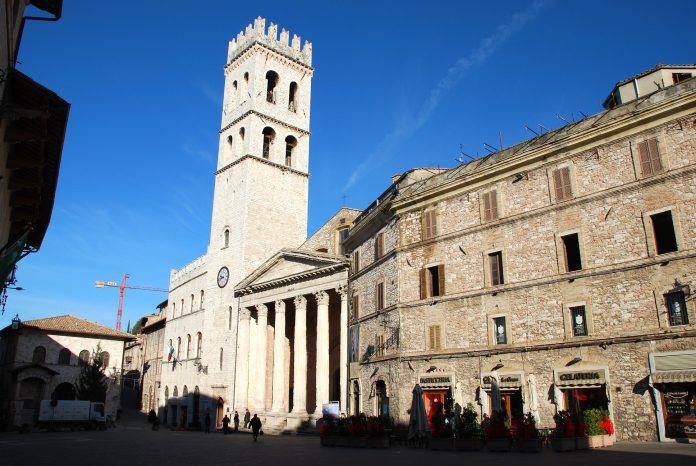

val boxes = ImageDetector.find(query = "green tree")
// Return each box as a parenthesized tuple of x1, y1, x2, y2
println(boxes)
(75, 345, 107, 402)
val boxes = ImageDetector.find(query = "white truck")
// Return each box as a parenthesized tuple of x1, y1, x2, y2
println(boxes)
(38, 400, 106, 430)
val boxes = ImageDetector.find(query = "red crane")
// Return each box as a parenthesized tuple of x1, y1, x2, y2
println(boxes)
(95, 273, 168, 330)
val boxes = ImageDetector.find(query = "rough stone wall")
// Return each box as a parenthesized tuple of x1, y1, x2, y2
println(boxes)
(301, 208, 361, 255)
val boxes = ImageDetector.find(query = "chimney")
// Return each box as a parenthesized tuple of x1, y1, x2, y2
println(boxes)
(391, 173, 401, 184)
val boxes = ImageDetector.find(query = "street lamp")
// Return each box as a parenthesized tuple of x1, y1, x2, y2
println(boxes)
(11, 314, 21, 330)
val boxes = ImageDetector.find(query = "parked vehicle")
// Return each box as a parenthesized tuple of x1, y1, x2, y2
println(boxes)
(38, 400, 106, 430)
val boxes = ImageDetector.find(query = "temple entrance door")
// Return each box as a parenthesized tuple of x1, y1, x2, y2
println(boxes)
(180, 406, 188, 428)
(216, 398, 224, 428)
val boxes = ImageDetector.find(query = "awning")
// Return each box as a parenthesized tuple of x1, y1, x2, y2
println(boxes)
(555, 368, 607, 387)
(651, 370, 696, 384)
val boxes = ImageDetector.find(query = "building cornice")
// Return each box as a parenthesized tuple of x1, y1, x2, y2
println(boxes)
(235, 262, 349, 297)
(225, 42, 314, 75)
(220, 109, 310, 136)
(215, 153, 309, 178)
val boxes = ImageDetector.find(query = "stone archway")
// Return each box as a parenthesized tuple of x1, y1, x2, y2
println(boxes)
(52, 382, 75, 401)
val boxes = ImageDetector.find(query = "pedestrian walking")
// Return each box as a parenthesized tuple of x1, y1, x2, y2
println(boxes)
(249, 414, 262, 442)
(204, 410, 211, 434)
(234, 411, 240, 432)
(222, 414, 230, 435)
(244, 409, 251, 429)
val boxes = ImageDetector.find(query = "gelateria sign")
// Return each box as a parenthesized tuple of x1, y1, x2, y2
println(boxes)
(555, 368, 607, 387)
(419, 373, 454, 389)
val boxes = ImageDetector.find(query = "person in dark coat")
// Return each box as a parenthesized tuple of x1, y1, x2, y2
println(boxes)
(234, 411, 240, 432)
(249, 414, 262, 442)
(244, 409, 251, 429)
(222, 414, 230, 434)
(204, 410, 211, 434)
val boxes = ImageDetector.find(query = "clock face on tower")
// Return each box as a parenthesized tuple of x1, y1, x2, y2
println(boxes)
(217, 266, 229, 288)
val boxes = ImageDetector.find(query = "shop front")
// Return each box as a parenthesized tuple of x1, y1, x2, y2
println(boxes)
(480, 371, 524, 423)
(649, 350, 696, 442)
(554, 367, 611, 425)
(418, 373, 454, 430)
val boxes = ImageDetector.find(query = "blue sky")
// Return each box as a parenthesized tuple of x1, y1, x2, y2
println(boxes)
(4, 0, 695, 329)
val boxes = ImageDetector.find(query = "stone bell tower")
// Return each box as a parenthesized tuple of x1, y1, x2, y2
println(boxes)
(204, 17, 314, 406)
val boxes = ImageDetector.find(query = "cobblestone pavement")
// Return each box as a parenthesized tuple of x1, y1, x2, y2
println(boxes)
(1, 427, 695, 466)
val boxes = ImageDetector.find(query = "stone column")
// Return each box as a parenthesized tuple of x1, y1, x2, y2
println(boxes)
(271, 299, 286, 412)
(235, 307, 251, 411)
(315, 290, 330, 414)
(338, 286, 348, 415)
(255, 303, 268, 412)
(292, 295, 307, 414)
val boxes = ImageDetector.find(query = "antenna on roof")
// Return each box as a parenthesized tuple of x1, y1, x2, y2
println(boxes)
(499, 130, 503, 150)
(538, 124, 549, 134)
(455, 144, 476, 164)
(525, 125, 539, 136)
(578, 111, 588, 118)
(555, 113, 572, 124)
(483, 143, 497, 153)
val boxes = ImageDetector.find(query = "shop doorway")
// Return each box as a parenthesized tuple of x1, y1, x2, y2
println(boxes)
(500, 390, 524, 424)
(658, 383, 696, 439)
(423, 390, 447, 431)
(216, 397, 224, 428)
(564, 387, 608, 415)
(375, 381, 389, 417)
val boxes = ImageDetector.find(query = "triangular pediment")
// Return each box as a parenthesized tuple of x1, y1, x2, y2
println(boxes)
(235, 248, 348, 294)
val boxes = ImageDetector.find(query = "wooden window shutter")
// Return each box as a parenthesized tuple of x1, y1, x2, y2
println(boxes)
(638, 140, 653, 176)
(423, 211, 431, 239)
(419, 268, 427, 299)
(552, 169, 564, 201)
(435, 326, 441, 349)
(490, 191, 498, 220)
(376, 233, 384, 258)
(437, 264, 446, 296)
(648, 138, 662, 174)
(561, 167, 572, 200)
(429, 325, 441, 350)
(482, 192, 491, 222)
(431, 210, 438, 237)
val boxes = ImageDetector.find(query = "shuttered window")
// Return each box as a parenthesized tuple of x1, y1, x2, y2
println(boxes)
(637, 138, 663, 177)
(428, 325, 441, 350)
(352, 294, 360, 319)
(375, 232, 385, 259)
(352, 250, 360, 274)
(375, 334, 385, 356)
(420, 265, 445, 299)
(482, 190, 499, 222)
(376, 282, 385, 310)
(422, 209, 438, 240)
(489, 251, 504, 286)
(552, 167, 572, 201)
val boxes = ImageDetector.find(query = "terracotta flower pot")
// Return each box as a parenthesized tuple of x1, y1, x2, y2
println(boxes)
(487, 438, 512, 452)
(550, 437, 575, 452)
(429, 437, 454, 451)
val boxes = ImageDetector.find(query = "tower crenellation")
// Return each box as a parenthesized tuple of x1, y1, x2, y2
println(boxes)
(227, 16, 312, 67)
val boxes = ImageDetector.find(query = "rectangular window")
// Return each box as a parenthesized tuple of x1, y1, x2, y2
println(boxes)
(352, 250, 360, 274)
(489, 251, 504, 286)
(570, 306, 588, 336)
(562, 233, 582, 272)
(376, 282, 384, 310)
(375, 232, 385, 259)
(422, 209, 438, 240)
(428, 325, 441, 350)
(672, 72, 692, 84)
(651, 211, 678, 255)
(493, 317, 507, 345)
(482, 190, 499, 222)
(351, 294, 360, 320)
(665, 292, 689, 326)
(552, 167, 572, 201)
(420, 265, 445, 299)
(375, 334, 385, 356)
(637, 138, 662, 177)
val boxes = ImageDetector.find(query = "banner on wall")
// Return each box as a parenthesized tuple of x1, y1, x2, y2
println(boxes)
(350, 325, 359, 363)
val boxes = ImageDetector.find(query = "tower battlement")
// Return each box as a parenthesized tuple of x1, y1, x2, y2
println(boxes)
(227, 16, 312, 67)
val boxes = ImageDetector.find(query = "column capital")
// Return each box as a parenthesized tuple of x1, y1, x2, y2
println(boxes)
(314, 290, 329, 306)
(240, 308, 251, 320)
(336, 284, 349, 300)
(294, 295, 307, 308)
(256, 303, 268, 317)
(275, 299, 286, 314)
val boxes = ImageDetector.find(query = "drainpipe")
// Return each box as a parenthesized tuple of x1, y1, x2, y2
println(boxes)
(13, 1, 63, 65)
(633, 79, 640, 99)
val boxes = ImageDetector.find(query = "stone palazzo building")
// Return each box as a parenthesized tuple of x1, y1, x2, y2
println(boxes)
(345, 66, 696, 442)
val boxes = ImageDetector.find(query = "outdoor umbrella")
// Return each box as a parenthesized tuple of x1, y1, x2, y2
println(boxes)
(477, 385, 489, 415)
(552, 383, 564, 411)
(527, 374, 540, 423)
(407, 384, 429, 441)
(490, 370, 502, 414)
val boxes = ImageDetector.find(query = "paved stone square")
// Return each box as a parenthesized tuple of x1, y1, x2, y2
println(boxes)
(1, 426, 695, 466)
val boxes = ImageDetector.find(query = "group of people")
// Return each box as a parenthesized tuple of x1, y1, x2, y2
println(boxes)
(216, 408, 263, 441)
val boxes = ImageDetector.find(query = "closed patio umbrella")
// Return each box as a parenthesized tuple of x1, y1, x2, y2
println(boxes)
(477, 385, 490, 416)
(408, 384, 429, 441)
(490, 370, 502, 414)
(527, 374, 540, 423)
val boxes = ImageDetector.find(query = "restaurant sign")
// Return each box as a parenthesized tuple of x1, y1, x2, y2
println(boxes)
(480, 372, 524, 389)
(419, 373, 454, 389)
(555, 368, 606, 387)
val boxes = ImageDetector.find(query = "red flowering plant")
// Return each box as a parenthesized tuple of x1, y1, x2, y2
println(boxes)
(600, 416, 614, 436)
(483, 410, 511, 440)
(512, 412, 539, 441)
(347, 414, 367, 437)
(365, 415, 392, 437)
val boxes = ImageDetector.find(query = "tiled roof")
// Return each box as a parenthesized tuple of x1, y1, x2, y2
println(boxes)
(8, 314, 135, 339)
(614, 63, 696, 87)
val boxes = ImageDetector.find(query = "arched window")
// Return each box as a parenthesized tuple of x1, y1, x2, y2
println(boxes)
(32, 346, 46, 363)
(375, 380, 389, 416)
(186, 334, 191, 359)
(58, 348, 71, 365)
(173, 386, 178, 397)
(181, 299, 184, 314)
(164, 386, 169, 400)
(200, 290, 204, 310)
(176, 337, 181, 360)
(101, 351, 110, 368)
(183, 385, 188, 397)
(262, 127, 275, 159)
(244, 72, 249, 83)
(265, 70, 279, 103)
(172, 302, 176, 318)
(288, 82, 298, 112)
(239, 127, 245, 140)
(285, 135, 297, 167)
(196, 332, 203, 358)
(224, 229, 229, 248)
(78, 350, 90, 366)
(232, 80, 237, 101)
(227, 135, 234, 157)
(228, 306, 233, 330)
(190, 294, 194, 312)
(219, 348, 224, 370)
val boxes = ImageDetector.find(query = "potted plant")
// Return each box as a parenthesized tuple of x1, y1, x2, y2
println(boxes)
(550, 410, 576, 452)
(347, 414, 368, 448)
(319, 418, 337, 447)
(455, 403, 484, 451)
(514, 412, 541, 453)
(584, 408, 613, 448)
(429, 410, 454, 450)
(599, 415, 615, 446)
(484, 410, 512, 452)
(366, 415, 391, 448)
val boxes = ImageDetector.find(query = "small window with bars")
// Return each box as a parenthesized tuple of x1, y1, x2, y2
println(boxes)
(552, 167, 572, 202)
(493, 317, 507, 345)
(482, 190, 499, 222)
(570, 306, 588, 337)
(422, 208, 438, 240)
(428, 325, 441, 350)
(665, 291, 689, 326)
(637, 138, 663, 177)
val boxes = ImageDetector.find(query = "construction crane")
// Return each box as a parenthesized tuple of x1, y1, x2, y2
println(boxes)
(95, 273, 167, 331)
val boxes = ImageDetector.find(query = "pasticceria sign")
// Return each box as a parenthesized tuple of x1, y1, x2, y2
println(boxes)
(419, 373, 454, 389)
